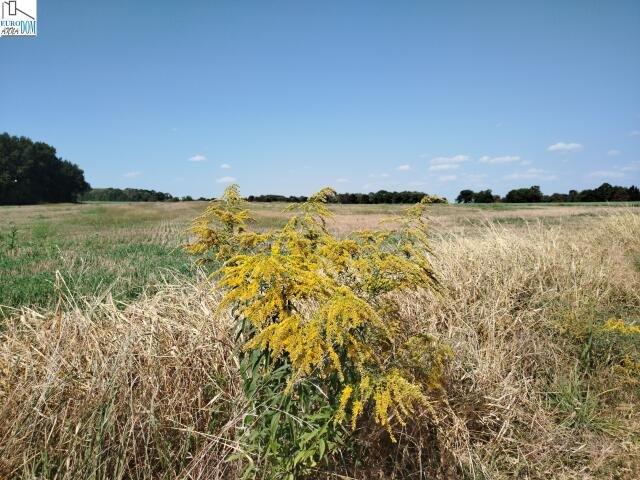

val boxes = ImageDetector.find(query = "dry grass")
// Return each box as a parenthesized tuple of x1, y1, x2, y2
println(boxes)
(0, 275, 245, 479)
(1, 206, 639, 479)
(420, 211, 640, 479)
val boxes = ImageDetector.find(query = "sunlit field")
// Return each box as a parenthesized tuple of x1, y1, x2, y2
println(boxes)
(1, 200, 639, 479)
(1, 200, 637, 314)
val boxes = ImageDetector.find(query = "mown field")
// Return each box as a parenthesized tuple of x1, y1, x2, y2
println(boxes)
(1, 201, 635, 314)
(1, 200, 639, 479)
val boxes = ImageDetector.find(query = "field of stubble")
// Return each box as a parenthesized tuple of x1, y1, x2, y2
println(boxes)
(0, 201, 639, 479)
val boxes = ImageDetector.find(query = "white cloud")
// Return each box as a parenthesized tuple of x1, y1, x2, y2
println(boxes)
(504, 168, 557, 180)
(588, 170, 625, 179)
(547, 142, 583, 152)
(620, 161, 640, 172)
(189, 154, 207, 162)
(220, 163, 231, 169)
(123, 171, 141, 178)
(362, 180, 400, 190)
(396, 164, 411, 171)
(630, 130, 640, 137)
(606, 149, 621, 157)
(438, 174, 458, 182)
(429, 164, 459, 171)
(463, 173, 488, 181)
(479, 155, 521, 164)
(336, 178, 350, 183)
(216, 176, 236, 183)
(585, 162, 639, 178)
(430, 155, 471, 165)
(407, 180, 428, 187)
(369, 173, 390, 178)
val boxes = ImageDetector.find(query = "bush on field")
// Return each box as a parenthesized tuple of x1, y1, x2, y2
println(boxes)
(185, 185, 450, 478)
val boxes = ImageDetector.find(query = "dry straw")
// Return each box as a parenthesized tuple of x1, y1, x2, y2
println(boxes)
(1, 208, 639, 479)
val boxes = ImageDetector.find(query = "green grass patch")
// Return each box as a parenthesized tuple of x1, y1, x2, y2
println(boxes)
(0, 214, 195, 315)
(492, 216, 528, 226)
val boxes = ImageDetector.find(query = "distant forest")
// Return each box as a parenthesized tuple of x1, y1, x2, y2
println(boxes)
(246, 191, 447, 204)
(81, 188, 179, 202)
(79, 189, 445, 204)
(74, 184, 640, 206)
(0, 133, 90, 205)
(456, 184, 640, 203)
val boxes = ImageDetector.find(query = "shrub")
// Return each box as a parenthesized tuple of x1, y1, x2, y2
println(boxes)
(185, 185, 450, 478)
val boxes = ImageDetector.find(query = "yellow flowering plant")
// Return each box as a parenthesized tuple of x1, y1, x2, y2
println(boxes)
(186, 185, 450, 478)
(555, 310, 640, 396)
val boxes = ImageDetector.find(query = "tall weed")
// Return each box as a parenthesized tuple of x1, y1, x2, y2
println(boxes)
(186, 185, 450, 478)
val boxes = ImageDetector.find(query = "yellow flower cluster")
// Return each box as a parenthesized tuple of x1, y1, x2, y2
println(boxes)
(184, 184, 252, 261)
(186, 184, 449, 434)
(602, 318, 640, 335)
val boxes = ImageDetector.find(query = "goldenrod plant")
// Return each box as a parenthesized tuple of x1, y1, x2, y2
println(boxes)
(556, 310, 640, 375)
(186, 185, 450, 478)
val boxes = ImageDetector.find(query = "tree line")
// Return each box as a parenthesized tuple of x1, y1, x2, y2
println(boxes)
(81, 188, 178, 202)
(80, 189, 447, 204)
(456, 183, 640, 203)
(0, 133, 90, 205)
(80, 189, 218, 202)
(247, 190, 448, 204)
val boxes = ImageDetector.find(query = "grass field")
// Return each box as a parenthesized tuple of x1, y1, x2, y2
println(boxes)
(1, 200, 636, 314)
(1, 200, 639, 479)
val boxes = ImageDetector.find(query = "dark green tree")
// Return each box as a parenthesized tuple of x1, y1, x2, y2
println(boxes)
(548, 193, 569, 202)
(456, 189, 474, 203)
(81, 188, 175, 202)
(0, 133, 90, 205)
(568, 190, 579, 202)
(472, 189, 495, 203)
(504, 185, 543, 203)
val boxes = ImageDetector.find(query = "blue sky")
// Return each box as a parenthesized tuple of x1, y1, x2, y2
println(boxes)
(2, 0, 639, 200)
